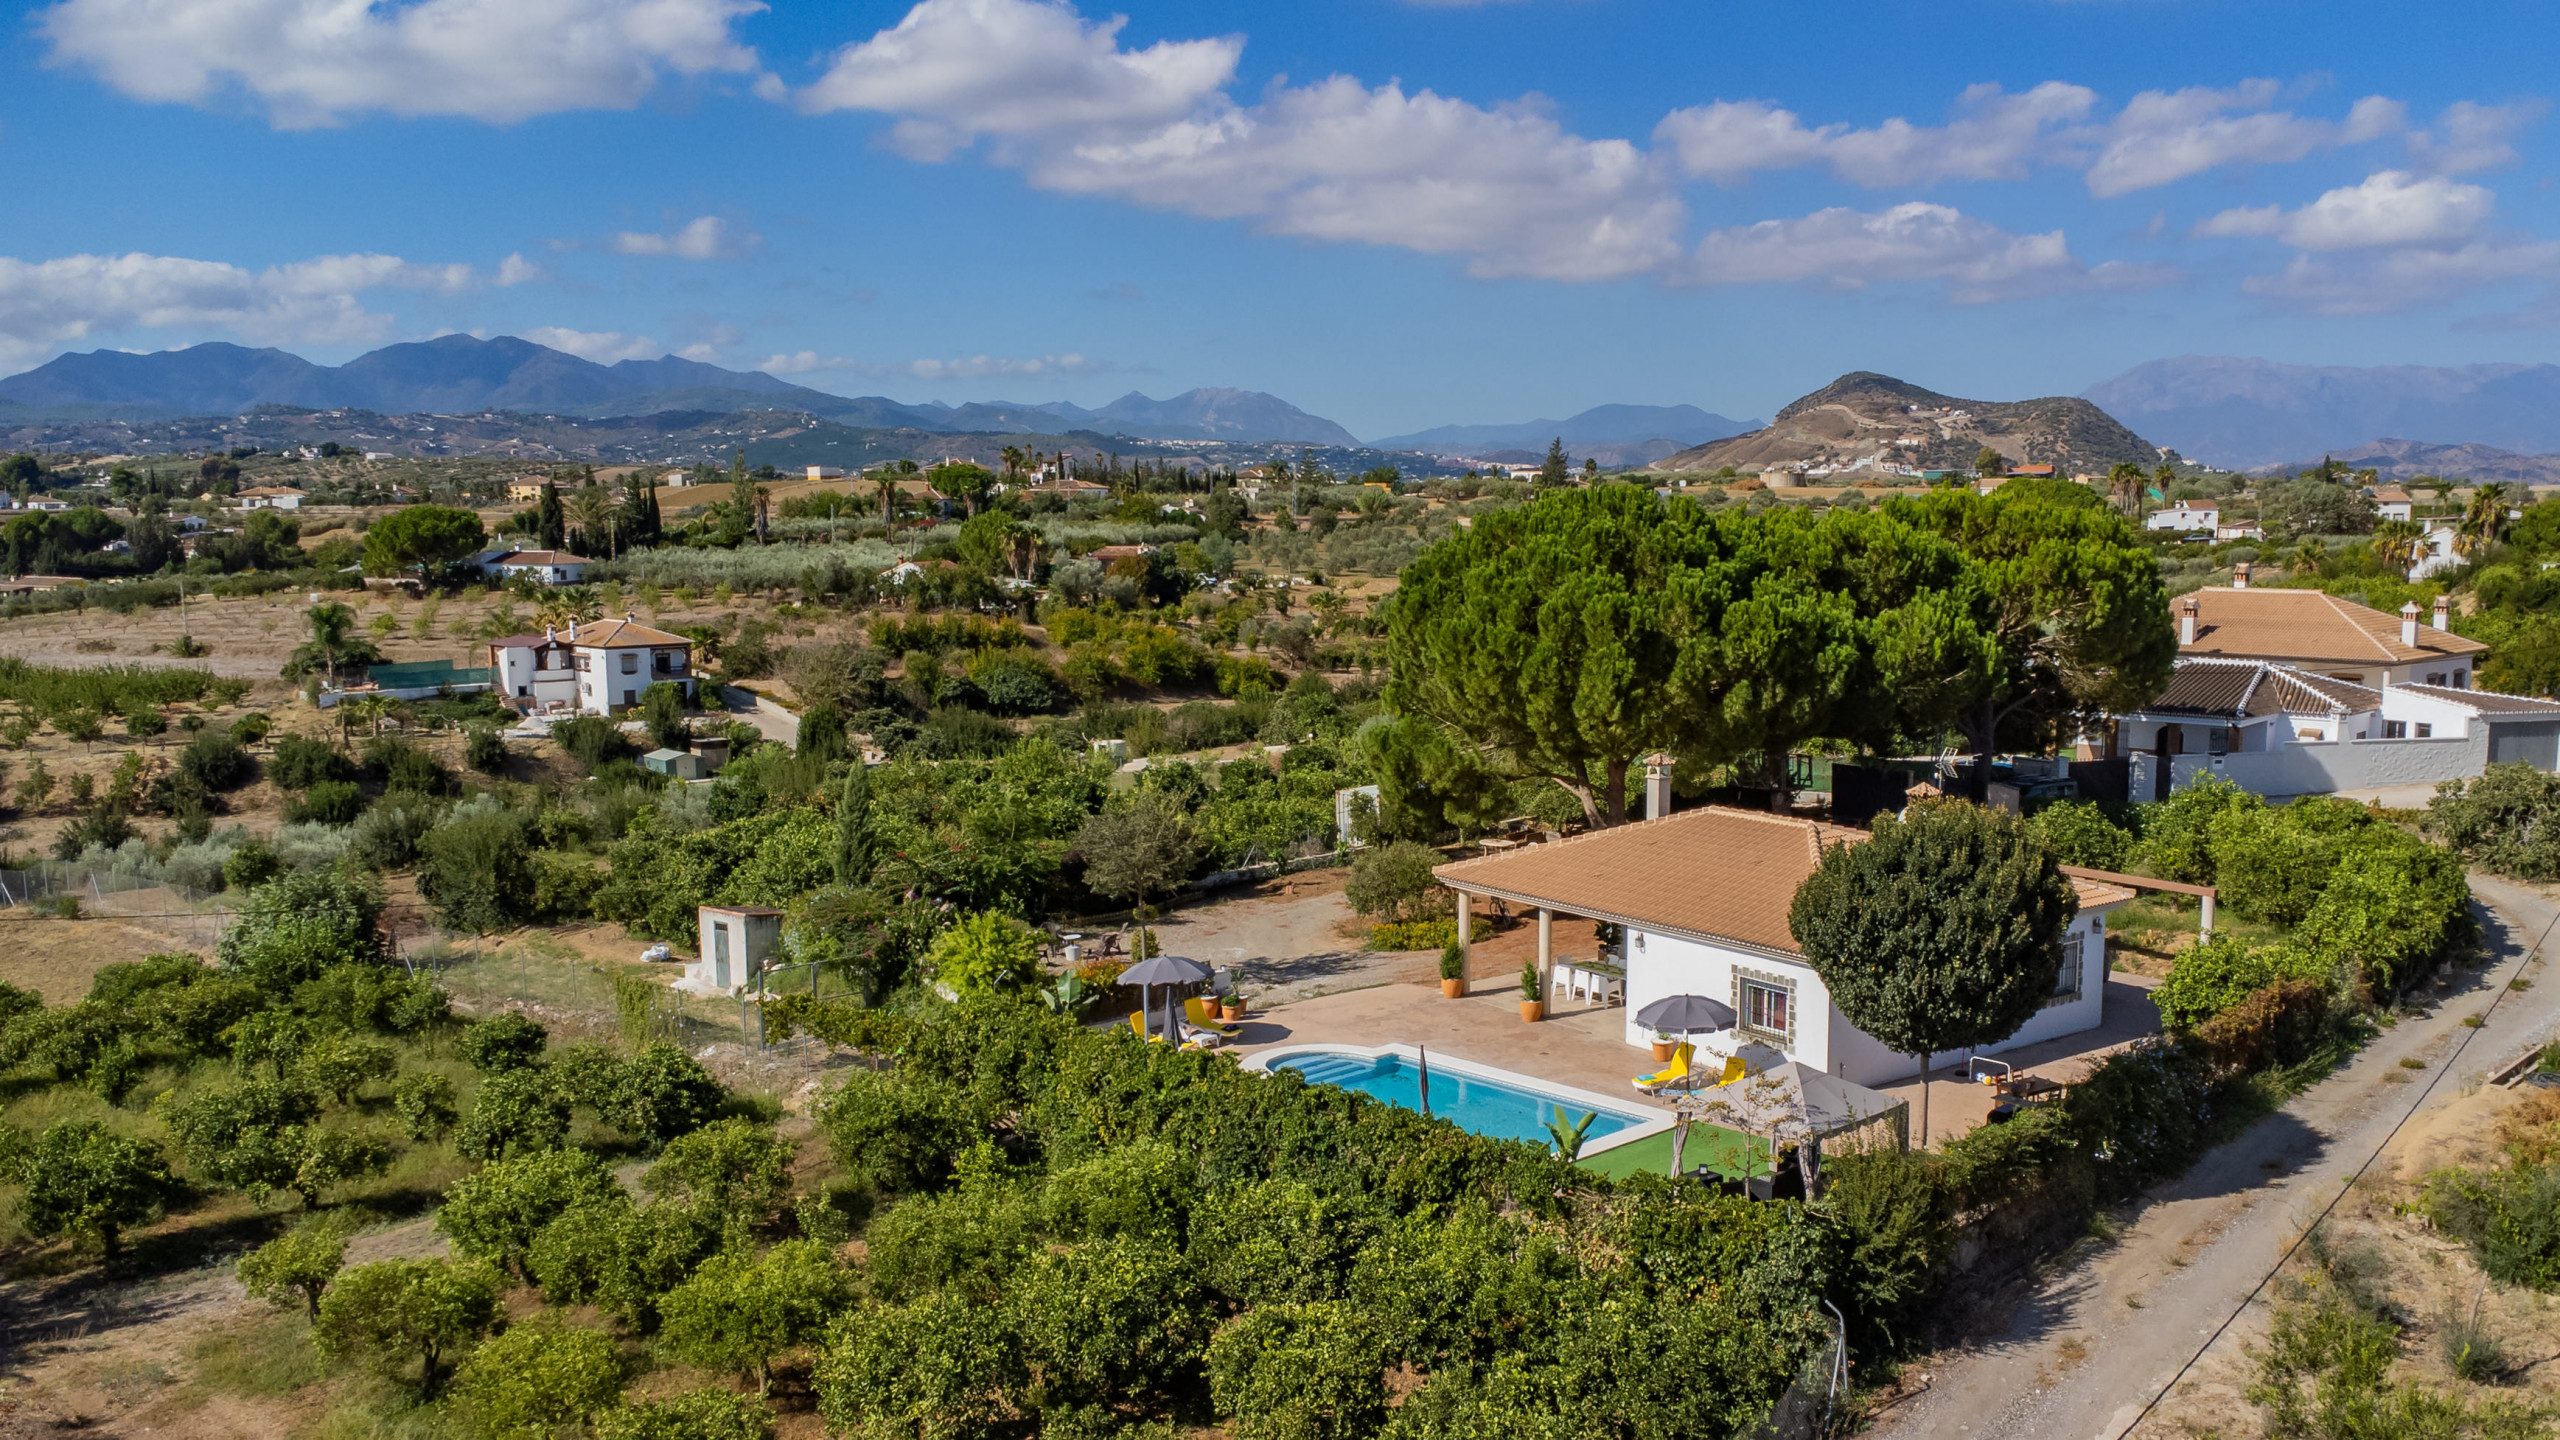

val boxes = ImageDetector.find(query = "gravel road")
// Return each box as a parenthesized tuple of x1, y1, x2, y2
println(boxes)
(1871, 874, 2560, 1440)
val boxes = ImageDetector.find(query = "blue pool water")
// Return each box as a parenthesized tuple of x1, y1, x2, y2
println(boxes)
(1274, 1050, 1649, 1148)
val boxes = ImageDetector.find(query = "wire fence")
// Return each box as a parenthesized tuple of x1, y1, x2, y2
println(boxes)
(0, 862, 231, 950)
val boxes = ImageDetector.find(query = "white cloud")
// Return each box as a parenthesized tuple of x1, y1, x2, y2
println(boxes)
(761, 350, 1107, 380)
(1658, 83, 2097, 188)
(520, 326, 669, 363)
(2199, 170, 2493, 251)
(799, 0, 1240, 158)
(2407, 100, 2543, 174)
(611, 216, 751, 260)
(2081, 81, 2402, 196)
(2244, 241, 2560, 315)
(0, 248, 521, 369)
(1684, 202, 2171, 303)
(798, 0, 1681, 282)
(39, 0, 767, 128)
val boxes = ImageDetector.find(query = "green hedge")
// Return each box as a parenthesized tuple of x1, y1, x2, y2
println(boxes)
(1366, 918, 1491, 951)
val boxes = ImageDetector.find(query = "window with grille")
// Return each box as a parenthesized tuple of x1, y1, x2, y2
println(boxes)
(1735, 971, 1794, 1045)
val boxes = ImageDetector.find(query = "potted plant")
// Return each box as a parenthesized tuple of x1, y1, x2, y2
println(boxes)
(1220, 989, 1247, 1023)
(1438, 940, 1467, 999)
(1651, 1032, 1679, 1063)
(1519, 958, 1543, 1023)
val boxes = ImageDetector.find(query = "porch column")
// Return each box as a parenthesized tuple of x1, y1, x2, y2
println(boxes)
(1455, 891, 1472, 968)
(1536, 908, 1553, 1008)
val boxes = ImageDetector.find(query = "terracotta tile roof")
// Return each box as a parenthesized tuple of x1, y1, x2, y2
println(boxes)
(1433, 805, 2127, 959)
(2179, 586, 2484, 666)
(563, 617, 691, 647)
(2136, 660, 2381, 719)
(494, 549, 591, 565)
(2392, 683, 2560, 715)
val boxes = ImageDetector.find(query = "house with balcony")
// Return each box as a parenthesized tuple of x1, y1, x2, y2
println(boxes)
(486, 616, 695, 715)
(1432, 805, 2135, 1088)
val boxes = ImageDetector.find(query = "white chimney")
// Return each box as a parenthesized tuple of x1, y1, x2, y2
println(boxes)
(2232, 561, 2251, 590)
(2400, 600, 2421, 648)
(2178, 596, 2199, 646)
(2433, 596, 2451, 632)
(1643, 753, 1674, 821)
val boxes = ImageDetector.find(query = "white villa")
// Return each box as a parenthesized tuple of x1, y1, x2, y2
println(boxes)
(485, 616, 695, 715)
(476, 548, 592, 585)
(2145, 500, 2218, 533)
(236, 486, 306, 511)
(1434, 806, 2135, 1089)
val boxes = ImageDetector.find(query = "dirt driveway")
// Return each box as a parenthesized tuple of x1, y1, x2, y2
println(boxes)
(1145, 870, 1444, 1004)
(1869, 874, 2560, 1440)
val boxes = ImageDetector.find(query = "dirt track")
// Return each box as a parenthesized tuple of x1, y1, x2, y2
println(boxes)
(1869, 874, 2560, 1440)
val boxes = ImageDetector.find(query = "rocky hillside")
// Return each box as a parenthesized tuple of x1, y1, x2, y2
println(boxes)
(1650, 372, 2161, 476)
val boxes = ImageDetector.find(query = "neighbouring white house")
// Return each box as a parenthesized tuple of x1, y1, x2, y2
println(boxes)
(485, 616, 695, 715)
(2409, 525, 2462, 581)
(20, 496, 72, 513)
(2371, 486, 2416, 523)
(2215, 521, 2266, 542)
(678, 905, 782, 996)
(805, 466, 848, 480)
(1433, 803, 2136, 1088)
(2106, 657, 2560, 800)
(2145, 499, 2218, 533)
(236, 486, 306, 511)
(476, 548, 592, 585)
(2174, 569, 2486, 689)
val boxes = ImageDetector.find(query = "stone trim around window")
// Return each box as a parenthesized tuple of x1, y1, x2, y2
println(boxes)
(1732, 965, 1797, 1048)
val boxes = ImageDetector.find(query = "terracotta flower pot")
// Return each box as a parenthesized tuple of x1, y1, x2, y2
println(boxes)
(1651, 1040, 1678, 1063)
(1441, 978, 1466, 999)
(1220, 1001, 1246, 1022)
(1520, 1000, 1545, 1023)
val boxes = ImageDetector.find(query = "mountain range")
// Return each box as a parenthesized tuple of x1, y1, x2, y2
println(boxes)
(1652, 372, 2161, 475)
(2080, 357, 2560, 470)
(0, 336, 1361, 446)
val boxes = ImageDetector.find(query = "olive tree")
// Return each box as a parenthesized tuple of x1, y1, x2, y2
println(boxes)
(1075, 794, 1200, 951)
(1788, 800, 2078, 1138)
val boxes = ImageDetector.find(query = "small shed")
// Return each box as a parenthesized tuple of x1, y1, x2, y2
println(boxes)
(681, 905, 784, 995)
(689, 735, 731, 774)
(643, 747, 706, 780)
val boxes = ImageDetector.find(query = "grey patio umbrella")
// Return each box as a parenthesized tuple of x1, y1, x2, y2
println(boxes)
(1636, 994, 1738, 1036)
(1118, 954, 1212, 1040)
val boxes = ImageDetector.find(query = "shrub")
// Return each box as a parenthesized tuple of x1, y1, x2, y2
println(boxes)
(1368, 917, 1489, 951)
(815, 1294, 1023, 1439)
(2153, 936, 2330, 1030)
(2427, 762, 2560, 880)
(452, 1316, 622, 1439)
(348, 792, 442, 870)
(658, 1240, 852, 1394)
(419, 795, 535, 932)
(268, 734, 353, 789)
(292, 778, 366, 826)
(178, 730, 253, 791)
(465, 723, 509, 774)
(2137, 775, 2257, 884)
(1344, 840, 1444, 924)
(924, 910, 1043, 998)
(14, 1120, 176, 1257)
(2027, 799, 2133, 871)
(552, 716, 631, 772)
(2292, 829, 2474, 996)
(391, 1072, 460, 1140)
(239, 1217, 350, 1319)
(436, 1149, 619, 1280)
(602, 1043, 723, 1147)
(216, 866, 386, 992)
(315, 1258, 500, 1396)
(458, 1012, 548, 1072)
(1207, 1302, 1388, 1440)
(815, 1068, 981, 1195)
(453, 1067, 572, 1161)
(2194, 979, 2332, 1074)
(1004, 1236, 1210, 1407)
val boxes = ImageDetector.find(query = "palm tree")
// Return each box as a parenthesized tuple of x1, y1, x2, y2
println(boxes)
(2106, 462, 2146, 518)
(875, 473, 898, 537)
(306, 603, 359, 689)
(2289, 538, 2327, 577)
(564, 486, 611, 557)
(1000, 445, 1026, 483)
(2371, 520, 2427, 576)
(2457, 483, 2515, 563)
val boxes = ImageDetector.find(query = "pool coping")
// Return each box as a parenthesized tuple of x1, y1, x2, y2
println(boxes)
(1243, 1041, 1679, 1158)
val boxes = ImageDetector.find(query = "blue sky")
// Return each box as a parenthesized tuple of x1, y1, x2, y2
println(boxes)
(6, 0, 2559, 439)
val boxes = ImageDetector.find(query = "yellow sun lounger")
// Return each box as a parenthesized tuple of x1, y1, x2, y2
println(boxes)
(1632, 1042, 1695, 1090)
(1184, 996, 1240, 1036)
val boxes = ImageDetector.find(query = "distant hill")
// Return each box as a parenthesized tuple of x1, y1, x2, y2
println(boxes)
(2081, 356, 2560, 470)
(1652, 372, 2159, 475)
(2250, 437, 2560, 485)
(1369, 402, 1757, 452)
(0, 338, 1363, 445)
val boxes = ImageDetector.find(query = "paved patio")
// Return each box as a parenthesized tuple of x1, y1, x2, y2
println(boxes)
(1234, 968, 2167, 1150)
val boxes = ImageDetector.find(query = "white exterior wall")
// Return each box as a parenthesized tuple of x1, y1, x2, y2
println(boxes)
(1623, 910, 2116, 1087)
(2145, 505, 2217, 532)
(2134, 731, 2492, 799)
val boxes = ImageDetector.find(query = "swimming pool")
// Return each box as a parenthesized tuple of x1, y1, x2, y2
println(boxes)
(1252, 1045, 1662, 1152)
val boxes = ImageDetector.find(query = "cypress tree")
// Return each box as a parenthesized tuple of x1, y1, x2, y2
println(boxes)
(833, 754, 872, 885)
(536, 481, 566, 551)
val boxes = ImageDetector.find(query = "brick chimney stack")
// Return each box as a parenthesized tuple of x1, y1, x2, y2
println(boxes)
(2232, 561, 2251, 589)
(2433, 595, 2451, 631)
(2401, 600, 2421, 648)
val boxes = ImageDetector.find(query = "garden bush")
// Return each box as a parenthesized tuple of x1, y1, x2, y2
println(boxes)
(290, 778, 366, 826)
(2427, 762, 2560, 880)
(1366, 917, 1490, 951)
(2027, 800, 2133, 871)
(2194, 979, 2332, 1075)
(268, 734, 354, 789)
(2153, 936, 2331, 1030)
(1344, 839, 1444, 924)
